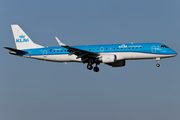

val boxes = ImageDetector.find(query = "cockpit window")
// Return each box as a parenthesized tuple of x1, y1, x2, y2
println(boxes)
(161, 45, 169, 48)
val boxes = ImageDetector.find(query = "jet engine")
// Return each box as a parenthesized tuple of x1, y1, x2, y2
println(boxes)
(102, 54, 117, 63)
(101, 54, 125, 67)
(106, 60, 125, 67)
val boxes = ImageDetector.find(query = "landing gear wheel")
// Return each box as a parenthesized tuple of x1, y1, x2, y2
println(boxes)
(156, 58, 161, 67)
(93, 66, 99, 72)
(87, 64, 93, 70)
(156, 64, 160, 67)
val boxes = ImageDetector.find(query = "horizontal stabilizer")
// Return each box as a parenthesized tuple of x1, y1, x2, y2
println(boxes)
(4, 47, 28, 53)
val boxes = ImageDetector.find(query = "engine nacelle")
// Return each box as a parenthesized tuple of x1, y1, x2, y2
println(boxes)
(101, 54, 125, 67)
(107, 60, 126, 67)
(102, 54, 116, 63)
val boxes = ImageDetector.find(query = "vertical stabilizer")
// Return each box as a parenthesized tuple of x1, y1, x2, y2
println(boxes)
(11, 24, 44, 50)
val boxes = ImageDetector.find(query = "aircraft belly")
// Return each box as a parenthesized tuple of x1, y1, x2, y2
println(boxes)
(29, 54, 81, 62)
(52, 54, 81, 62)
(131, 52, 174, 59)
(108, 52, 174, 60)
(116, 52, 131, 60)
(47, 54, 71, 62)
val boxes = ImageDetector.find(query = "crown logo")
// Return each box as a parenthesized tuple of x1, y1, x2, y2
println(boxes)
(19, 35, 25, 38)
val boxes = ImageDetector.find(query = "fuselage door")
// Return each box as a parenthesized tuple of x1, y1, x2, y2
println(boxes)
(43, 49, 47, 57)
(151, 45, 156, 53)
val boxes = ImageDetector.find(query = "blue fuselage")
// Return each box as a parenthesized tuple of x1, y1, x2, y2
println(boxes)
(22, 43, 177, 57)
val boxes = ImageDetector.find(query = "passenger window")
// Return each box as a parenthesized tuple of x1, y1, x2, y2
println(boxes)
(89, 49, 91, 51)
(121, 48, 123, 49)
(106, 48, 108, 50)
(110, 48, 111, 50)
(140, 47, 142, 49)
(101, 48, 103, 50)
(65, 50, 66, 52)
(113, 48, 115, 50)
(57, 50, 59, 52)
(97, 49, 99, 50)
(117, 48, 119, 50)
(132, 47, 134, 49)
(61, 50, 63, 52)
(93, 49, 95, 51)
(128, 47, 130, 49)
(50, 49, 52, 52)
(136, 47, 138, 49)
(53, 50, 55, 52)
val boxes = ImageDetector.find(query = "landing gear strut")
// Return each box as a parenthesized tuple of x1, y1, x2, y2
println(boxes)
(156, 58, 160, 67)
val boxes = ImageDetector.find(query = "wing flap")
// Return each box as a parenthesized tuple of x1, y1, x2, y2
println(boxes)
(67, 46, 99, 57)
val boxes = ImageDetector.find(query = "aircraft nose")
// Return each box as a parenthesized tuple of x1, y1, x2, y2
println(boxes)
(174, 51, 177, 56)
(172, 50, 177, 56)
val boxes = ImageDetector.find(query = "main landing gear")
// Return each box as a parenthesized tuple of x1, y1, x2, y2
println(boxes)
(87, 63, 100, 72)
(156, 58, 160, 67)
(93, 65, 99, 72)
(87, 64, 93, 70)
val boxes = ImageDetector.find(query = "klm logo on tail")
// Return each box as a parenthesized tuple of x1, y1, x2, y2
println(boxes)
(16, 35, 29, 43)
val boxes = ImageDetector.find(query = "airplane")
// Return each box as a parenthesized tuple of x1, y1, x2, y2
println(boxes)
(4, 24, 177, 72)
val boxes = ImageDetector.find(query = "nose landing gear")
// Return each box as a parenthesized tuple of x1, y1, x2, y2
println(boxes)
(156, 64, 160, 67)
(156, 58, 161, 67)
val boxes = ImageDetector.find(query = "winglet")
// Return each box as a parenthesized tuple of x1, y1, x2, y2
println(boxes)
(55, 37, 66, 46)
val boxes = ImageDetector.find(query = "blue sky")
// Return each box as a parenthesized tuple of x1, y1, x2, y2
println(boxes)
(0, 0, 180, 120)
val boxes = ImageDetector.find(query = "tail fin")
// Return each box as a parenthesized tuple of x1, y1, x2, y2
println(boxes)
(11, 24, 44, 50)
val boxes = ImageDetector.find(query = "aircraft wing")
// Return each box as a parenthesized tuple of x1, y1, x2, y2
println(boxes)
(55, 37, 99, 61)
